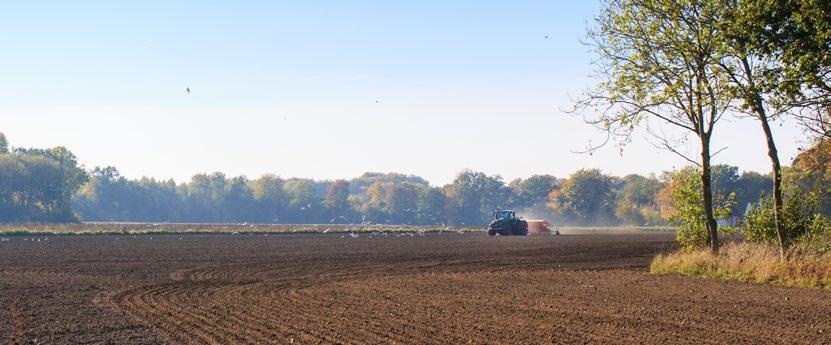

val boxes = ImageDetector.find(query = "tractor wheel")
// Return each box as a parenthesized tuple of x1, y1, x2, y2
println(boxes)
(515, 221, 528, 236)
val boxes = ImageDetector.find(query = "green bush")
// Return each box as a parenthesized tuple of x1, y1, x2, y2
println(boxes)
(743, 191, 829, 245)
(793, 225, 831, 255)
(743, 195, 777, 243)
(669, 167, 735, 251)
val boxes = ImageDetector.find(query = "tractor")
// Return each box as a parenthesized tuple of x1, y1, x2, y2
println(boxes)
(486, 210, 528, 236)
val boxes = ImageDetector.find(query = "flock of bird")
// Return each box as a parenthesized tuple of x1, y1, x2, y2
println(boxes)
(0, 227, 468, 243)
(0, 237, 47, 242)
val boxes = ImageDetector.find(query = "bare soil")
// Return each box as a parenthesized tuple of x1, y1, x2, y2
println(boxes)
(1, 232, 829, 344)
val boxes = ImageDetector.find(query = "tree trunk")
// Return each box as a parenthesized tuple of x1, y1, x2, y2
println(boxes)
(756, 102, 787, 258)
(741, 57, 787, 258)
(700, 135, 719, 254)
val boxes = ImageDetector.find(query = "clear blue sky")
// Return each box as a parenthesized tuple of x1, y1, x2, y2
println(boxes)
(1, 1, 804, 185)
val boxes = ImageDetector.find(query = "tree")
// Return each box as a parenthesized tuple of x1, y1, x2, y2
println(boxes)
(75, 166, 129, 220)
(789, 139, 831, 215)
(324, 180, 353, 223)
(445, 171, 512, 226)
(0, 149, 86, 222)
(549, 169, 616, 225)
(19, 156, 67, 221)
(282, 178, 322, 223)
(385, 183, 419, 224)
(0, 132, 8, 154)
(744, 0, 831, 139)
(8, 146, 88, 222)
(710, 165, 741, 200)
(615, 174, 664, 225)
(714, 1, 798, 256)
(134, 177, 180, 221)
(224, 176, 255, 222)
(365, 181, 387, 209)
(251, 174, 288, 223)
(76, 168, 184, 223)
(349, 172, 429, 195)
(17, 147, 88, 217)
(416, 186, 446, 225)
(324, 180, 350, 210)
(509, 175, 559, 209)
(735, 171, 772, 215)
(183, 173, 228, 222)
(578, 0, 733, 252)
(0, 154, 28, 221)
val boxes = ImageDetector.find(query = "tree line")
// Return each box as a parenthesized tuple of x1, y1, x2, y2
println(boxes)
(70, 164, 775, 226)
(0, 132, 773, 225)
(2, 131, 831, 227)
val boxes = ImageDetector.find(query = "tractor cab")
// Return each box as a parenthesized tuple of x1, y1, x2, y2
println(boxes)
(493, 210, 518, 220)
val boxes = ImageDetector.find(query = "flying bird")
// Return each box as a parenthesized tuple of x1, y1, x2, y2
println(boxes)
(186, 87, 191, 94)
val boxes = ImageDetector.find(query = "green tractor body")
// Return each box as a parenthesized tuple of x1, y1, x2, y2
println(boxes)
(486, 210, 528, 236)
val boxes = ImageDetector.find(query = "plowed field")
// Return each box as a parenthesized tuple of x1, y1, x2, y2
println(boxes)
(2, 232, 830, 344)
